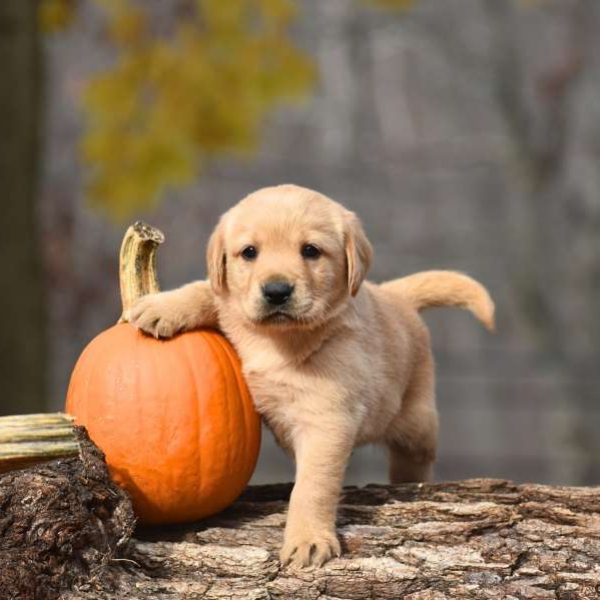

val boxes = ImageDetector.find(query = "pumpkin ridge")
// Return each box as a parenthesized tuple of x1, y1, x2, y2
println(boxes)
(154, 332, 187, 518)
(179, 331, 206, 514)
(212, 332, 259, 478)
(211, 332, 249, 476)
(154, 336, 166, 517)
(204, 333, 234, 492)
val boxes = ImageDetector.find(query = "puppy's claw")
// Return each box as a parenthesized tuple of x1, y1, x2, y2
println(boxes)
(280, 531, 341, 568)
(314, 542, 341, 567)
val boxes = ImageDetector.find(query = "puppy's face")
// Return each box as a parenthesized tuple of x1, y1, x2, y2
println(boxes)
(207, 185, 372, 330)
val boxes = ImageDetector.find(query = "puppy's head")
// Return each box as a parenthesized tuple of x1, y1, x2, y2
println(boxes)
(207, 184, 372, 329)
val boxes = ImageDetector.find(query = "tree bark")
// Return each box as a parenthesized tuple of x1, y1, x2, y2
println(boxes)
(65, 480, 599, 600)
(0, 0, 46, 414)
(2, 422, 598, 599)
(0, 427, 134, 600)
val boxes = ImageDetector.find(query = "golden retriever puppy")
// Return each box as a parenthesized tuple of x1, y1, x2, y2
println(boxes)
(130, 184, 495, 567)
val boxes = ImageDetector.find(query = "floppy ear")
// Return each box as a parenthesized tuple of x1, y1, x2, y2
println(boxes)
(344, 211, 373, 296)
(206, 221, 227, 294)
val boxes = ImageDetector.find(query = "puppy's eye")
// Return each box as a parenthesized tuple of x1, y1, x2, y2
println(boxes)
(301, 244, 321, 259)
(241, 245, 258, 261)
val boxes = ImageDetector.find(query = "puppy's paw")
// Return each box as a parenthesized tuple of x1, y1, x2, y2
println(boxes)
(128, 292, 186, 339)
(280, 529, 341, 568)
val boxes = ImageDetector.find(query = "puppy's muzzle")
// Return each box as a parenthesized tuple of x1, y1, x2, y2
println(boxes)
(262, 281, 294, 306)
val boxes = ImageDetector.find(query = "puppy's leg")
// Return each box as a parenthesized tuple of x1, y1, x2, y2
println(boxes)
(387, 408, 438, 483)
(280, 425, 355, 568)
(128, 281, 219, 338)
(387, 356, 438, 484)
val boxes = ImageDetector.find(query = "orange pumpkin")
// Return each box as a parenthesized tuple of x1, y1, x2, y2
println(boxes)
(65, 222, 260, 524)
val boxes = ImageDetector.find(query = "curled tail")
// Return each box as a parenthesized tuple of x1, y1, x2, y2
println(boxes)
(381, 270, 495, 331)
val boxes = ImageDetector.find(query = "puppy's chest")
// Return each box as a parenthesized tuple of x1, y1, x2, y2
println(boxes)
(243, 368, 307, 449)
(242, 354, 348, 444)
(243, 365, 318, 417)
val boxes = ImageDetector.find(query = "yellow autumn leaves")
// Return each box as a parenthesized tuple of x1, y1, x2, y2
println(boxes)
(83, 0, 315, 219)
(39, 0, 76, 31)
(368, 0, 415, 8)
(41, 0, 417, 219)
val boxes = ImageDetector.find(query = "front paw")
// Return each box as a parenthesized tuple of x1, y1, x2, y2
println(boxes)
(128, 292, 185, 339)
(280, 529, 341, 568)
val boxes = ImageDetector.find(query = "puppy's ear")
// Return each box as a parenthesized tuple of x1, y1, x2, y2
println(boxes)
(344, 211, 373, 296)
(207, 221, 227, 294)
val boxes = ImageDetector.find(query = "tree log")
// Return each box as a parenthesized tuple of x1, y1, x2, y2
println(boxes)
(63, 479, 599, 599)
(2, 422, 598, 599)
(0, 427, 135, 600)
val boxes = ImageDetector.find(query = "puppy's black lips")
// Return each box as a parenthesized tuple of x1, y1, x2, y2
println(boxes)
(260, 311, 297, 324)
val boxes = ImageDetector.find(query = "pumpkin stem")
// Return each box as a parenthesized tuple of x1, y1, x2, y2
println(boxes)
(118, 221, 165, 323)
(0, 412, 79, 473)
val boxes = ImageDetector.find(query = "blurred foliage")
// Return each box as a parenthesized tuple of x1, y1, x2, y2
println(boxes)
(42, 0, 315, 219)
(39, 0, 77, 32)
(40, 0, 418, 220)
(367, 0, 416, 8)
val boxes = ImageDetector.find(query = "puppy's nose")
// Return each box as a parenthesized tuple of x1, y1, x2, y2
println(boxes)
(262, 281, 294, 306)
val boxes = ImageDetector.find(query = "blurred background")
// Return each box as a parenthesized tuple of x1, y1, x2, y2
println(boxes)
(2, 0, 599, 486)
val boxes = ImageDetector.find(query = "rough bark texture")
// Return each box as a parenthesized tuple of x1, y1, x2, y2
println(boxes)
(1, 430, 598, 599)
(0, 0, 46, 415)
(0, 427, 135, 600)
(61, 479, 599, 600)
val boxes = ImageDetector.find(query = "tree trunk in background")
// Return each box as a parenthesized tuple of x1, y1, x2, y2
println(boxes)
(0, 1, 45, 414)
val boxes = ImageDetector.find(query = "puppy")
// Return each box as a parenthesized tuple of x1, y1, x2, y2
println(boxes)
(130, 184, 495, 567)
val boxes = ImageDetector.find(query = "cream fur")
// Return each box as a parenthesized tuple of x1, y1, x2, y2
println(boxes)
(129, 184, 495, 567)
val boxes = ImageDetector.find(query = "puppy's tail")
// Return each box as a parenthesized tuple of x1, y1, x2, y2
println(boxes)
(381, 270, 495, 331)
